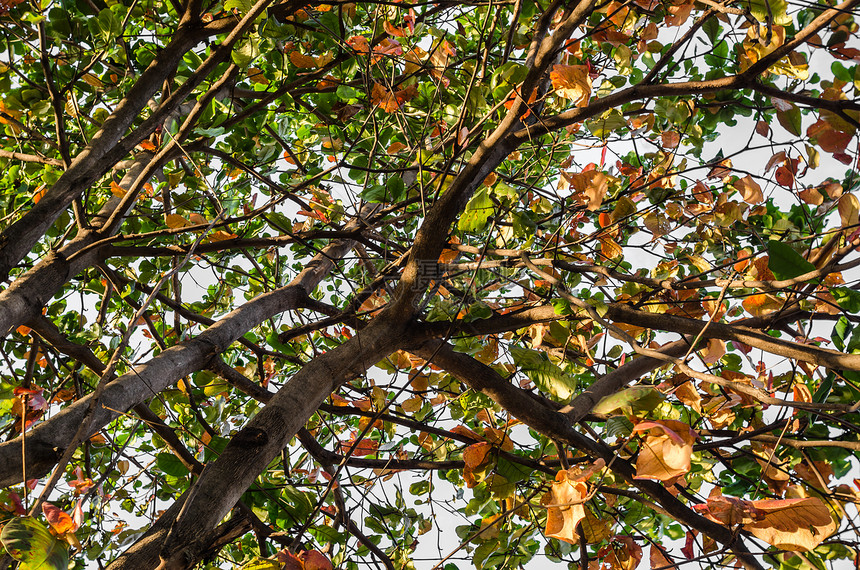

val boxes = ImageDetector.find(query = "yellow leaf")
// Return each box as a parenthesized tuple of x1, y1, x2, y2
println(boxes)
(550, 64, 592, 107)
(580, 507, 611, 544)
(541, 470, 588, 544)
(166, 214, 192, 229)
(81, 73, 104, 88)
(838, 193, 859, 229)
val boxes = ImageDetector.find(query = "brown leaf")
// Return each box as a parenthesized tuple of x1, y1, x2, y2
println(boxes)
(706, 158, 732, 181)
(632, 420, 696, 481)
(673, 381, 702, 413)
(700, 338, 725, 365)
(541, 470, 588, 544)
(650, 543, 678, 569)
(300, 550, 334, 570)
(733, 175, 763, 204)
(660, 131, 680, 149)
(798, 186, 824, 205)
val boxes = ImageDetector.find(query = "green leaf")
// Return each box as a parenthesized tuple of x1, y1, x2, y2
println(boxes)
(233, 38, 260, 68)
(592, 386, 665, 416)
(457, 188, 495, 233)
(831, 287, 860, 313)
(224, 0, 252, 13)
(776, 103, 802, 136)
(240, 558, 282, 570)
(745, 0, 791, 26)
(155, 452, 190, 477)
(604, 416, 634, 438)
(510, 347, 577, 400)
(585, 109, 626, 139)
(0, 517, 69, 570)
(766, 240, 815, 280)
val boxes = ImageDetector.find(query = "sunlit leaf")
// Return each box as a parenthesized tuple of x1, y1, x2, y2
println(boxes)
(0, 517, 69, 570)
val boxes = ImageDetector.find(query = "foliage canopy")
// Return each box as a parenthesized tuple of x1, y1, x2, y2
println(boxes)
(1, 0, 860, 567)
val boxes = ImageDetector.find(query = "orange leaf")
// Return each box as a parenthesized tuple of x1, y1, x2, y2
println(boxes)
(289, 51, 318, 69)
(387, 142, 407, 154)
(138, 139, 157, 151)
(742, 293, 783, 317)
(632, 420, 696, 482)
(650, 543, 678, 570)
(42, 502, 77, 534)
(15, 325, 31, 336)
(110, 181, 126, 197)
(207, 230, 238, 242)
(550, 64, 592, 107)
(746, 497, 835, 551)
(450, 425, 483, 441)
(463, 441, 492, 469)
(347, 35, 370, 55)
(541, 469, 588, 544)
(383, 20, 407, 36)
(32, 185, 47, 204)
(278, 550, 303, 570)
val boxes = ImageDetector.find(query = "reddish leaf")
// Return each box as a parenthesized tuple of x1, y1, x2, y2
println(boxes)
(774, 165, 795, 188)
(300, 550, 333, 570)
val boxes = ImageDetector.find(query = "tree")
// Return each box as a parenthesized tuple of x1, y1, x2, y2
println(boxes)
(0, 0, 859, 566)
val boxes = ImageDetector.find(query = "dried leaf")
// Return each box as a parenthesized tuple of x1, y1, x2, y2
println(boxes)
(541, 470, 588, 544)
(733, 175, 763, 204)
(550, 64, 592, 107)
(746, 497, 835, 551)
(742, 293, 783, 317)
(838, 193, 859, 228)
(632, 420, 696, 481)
